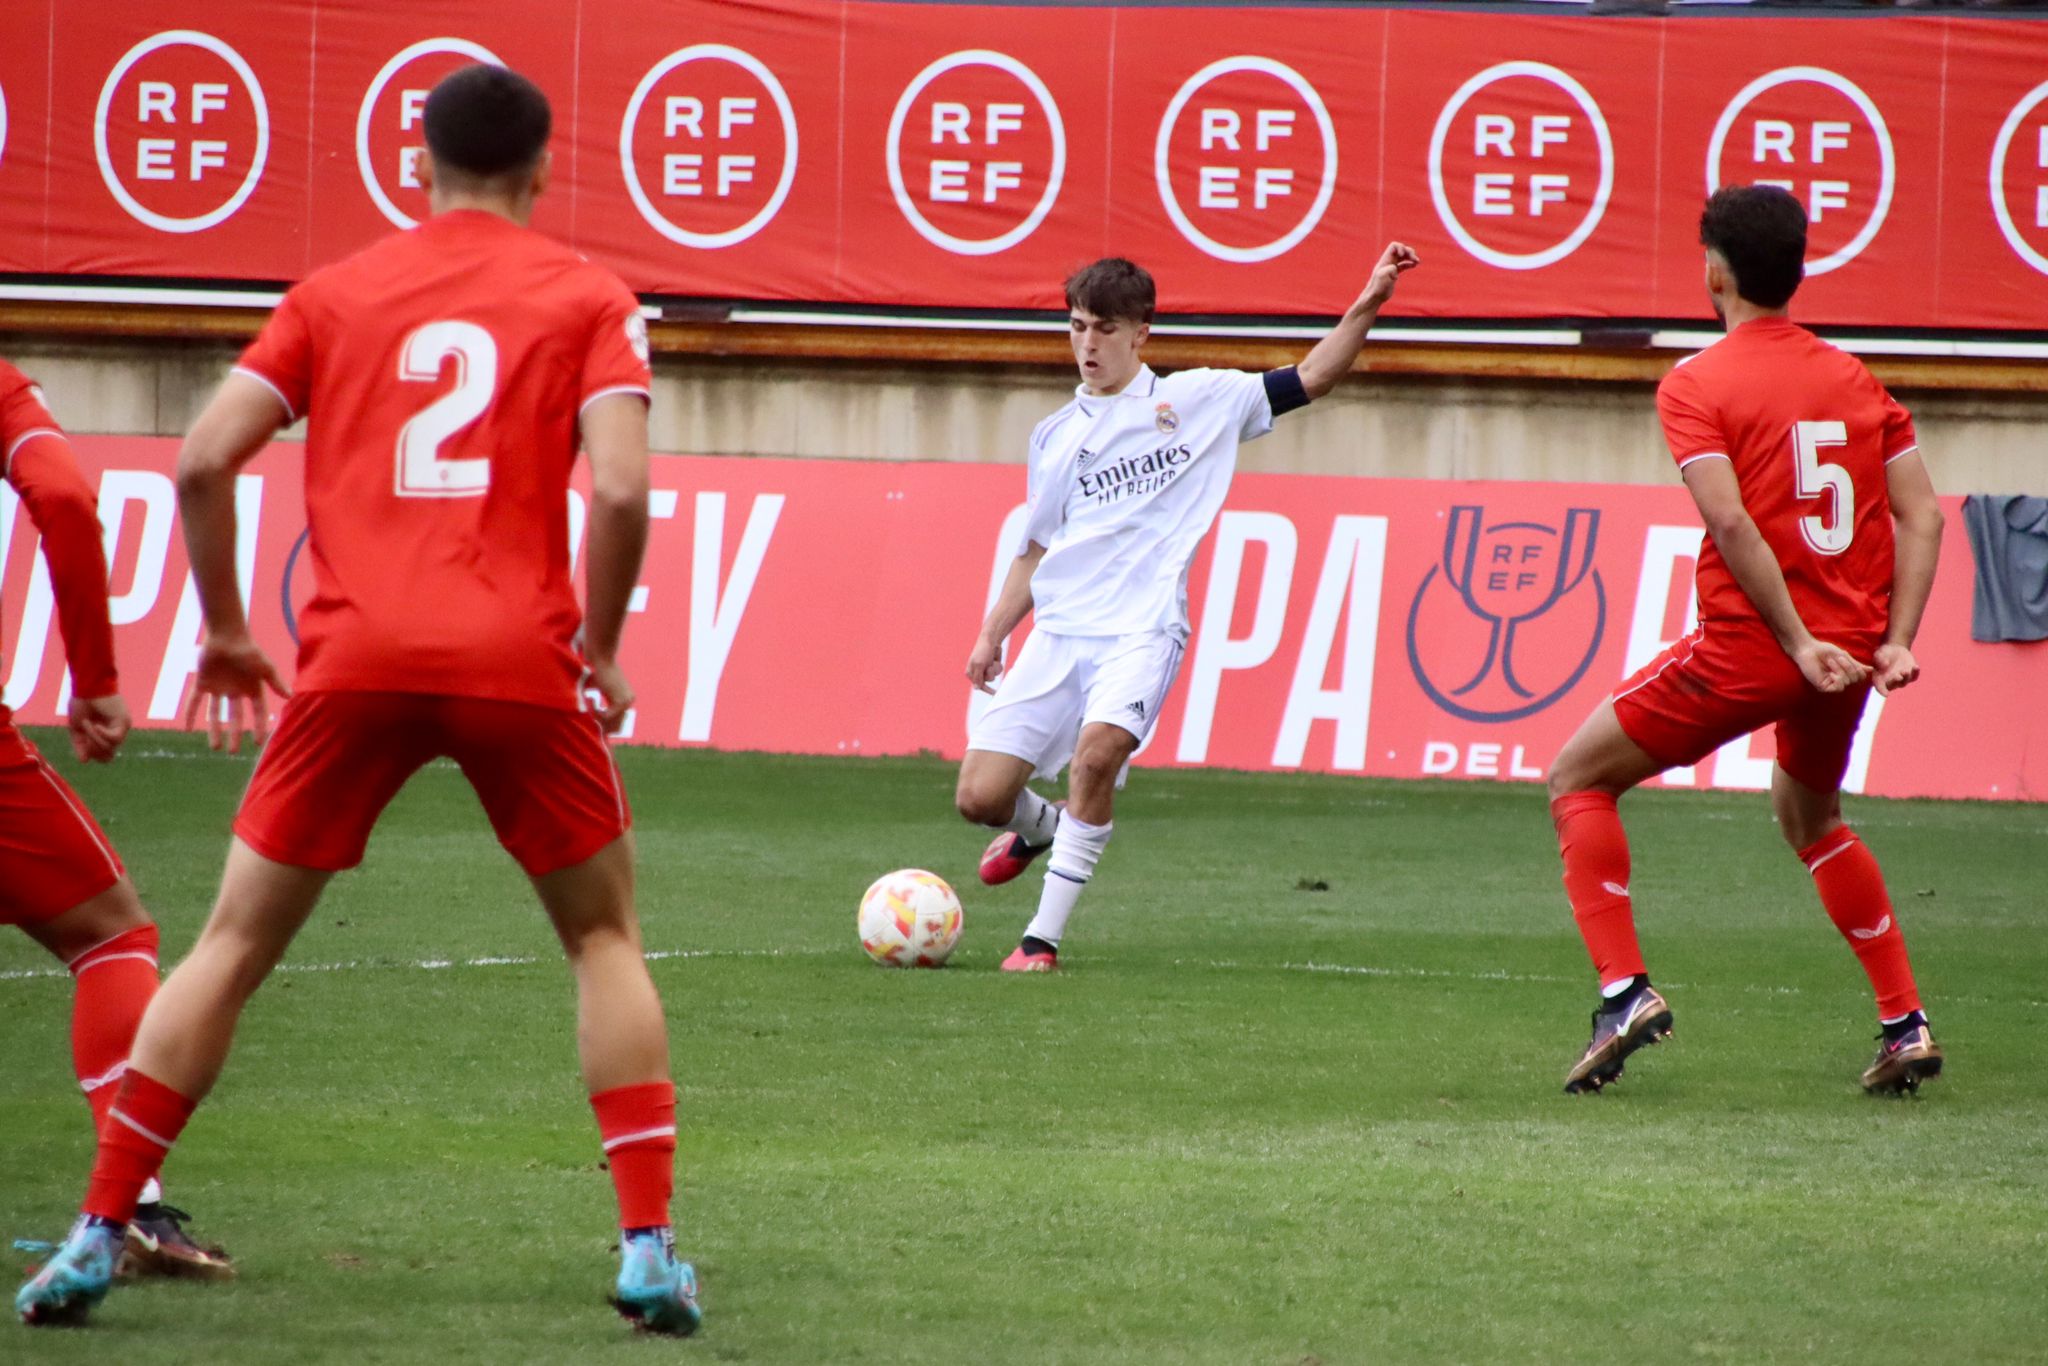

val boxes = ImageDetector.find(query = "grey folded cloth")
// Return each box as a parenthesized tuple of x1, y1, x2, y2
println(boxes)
(1963, 495, 2048, 642)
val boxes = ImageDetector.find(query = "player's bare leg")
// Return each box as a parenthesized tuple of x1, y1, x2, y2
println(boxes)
(957, 749, 1062, 887)
(531, 833, 697, 1336)
(530, 833, 669, 1094)
(128, 840, 330, 1100)
(20, 881, 235, 1282)
(1770, 764, 1940, 1094)
(1002, 722, 1135, 972)
(1547, 701, 1675, 1093)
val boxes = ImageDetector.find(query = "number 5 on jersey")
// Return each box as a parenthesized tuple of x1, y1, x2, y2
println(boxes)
(396, 320, 495, 498)
(1792, 419, 1852, 556)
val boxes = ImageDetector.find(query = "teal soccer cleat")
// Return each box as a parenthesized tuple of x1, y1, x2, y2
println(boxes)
(611, 1231, 702, 1336)
(16, 1217, 122, 1326)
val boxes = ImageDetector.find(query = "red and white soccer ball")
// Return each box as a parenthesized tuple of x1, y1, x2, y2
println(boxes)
(857, 869, 964, 967)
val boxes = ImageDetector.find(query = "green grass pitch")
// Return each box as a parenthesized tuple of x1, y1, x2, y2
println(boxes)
(3, 730, 2044, 1363)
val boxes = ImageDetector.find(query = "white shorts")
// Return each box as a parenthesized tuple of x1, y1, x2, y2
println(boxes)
(966, 629, 1186, 781)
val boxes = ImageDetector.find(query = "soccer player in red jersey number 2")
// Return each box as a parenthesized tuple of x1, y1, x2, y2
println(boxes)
(1, 361, 235, 1289)
(17, 67, 700, 1335)
(1545, 186, 1946, 1098)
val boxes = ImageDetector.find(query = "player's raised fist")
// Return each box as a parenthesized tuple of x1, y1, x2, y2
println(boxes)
(1359, 242, 1420, 312)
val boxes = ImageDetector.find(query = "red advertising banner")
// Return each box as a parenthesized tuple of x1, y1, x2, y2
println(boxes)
(2, 4, 2047, 329)
(3, 438, 2039, 803)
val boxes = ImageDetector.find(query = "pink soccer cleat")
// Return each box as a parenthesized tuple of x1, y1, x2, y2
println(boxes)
(979, 832, 1051, 886)
(999, 944, 1058, 973)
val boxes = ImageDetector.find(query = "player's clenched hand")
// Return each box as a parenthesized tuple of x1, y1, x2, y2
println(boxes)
(586, 657, 635, 735)
(1791, 638, 1870, 694)
(1358, 242, 1421, 312)
(966, 636, 1002, 695)
(67, 695, 131, 764)
(1871, 642, 1921, 696)
(184, 633, 291, 754)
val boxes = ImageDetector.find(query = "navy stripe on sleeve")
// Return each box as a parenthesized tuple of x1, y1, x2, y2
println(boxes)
(1263, 366, 1310, 417)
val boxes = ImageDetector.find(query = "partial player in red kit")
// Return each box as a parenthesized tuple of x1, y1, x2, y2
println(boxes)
(17, 67, 699, 1334)
(1, 361, 234, 1288)
(1543, 186, 1947, 1097)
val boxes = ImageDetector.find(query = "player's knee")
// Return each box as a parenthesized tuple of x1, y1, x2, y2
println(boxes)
(954, 780, 1009, 827)
(1068, 747, 1120, 794)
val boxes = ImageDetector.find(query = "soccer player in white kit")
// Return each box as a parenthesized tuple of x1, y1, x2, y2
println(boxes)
(957, 245, 1419, 971)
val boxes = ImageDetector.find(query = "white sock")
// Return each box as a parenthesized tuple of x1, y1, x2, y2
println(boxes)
(1024, 815, 1112, 946)
(1003, 788, 1059, 846)
(139, 1176, 162, 1206)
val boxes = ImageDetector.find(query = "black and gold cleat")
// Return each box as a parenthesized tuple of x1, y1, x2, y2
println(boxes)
(1564, 986, 1673, 1094)
(1860, 1023, 1943, 1096)
(118, 1204, 235, 1282)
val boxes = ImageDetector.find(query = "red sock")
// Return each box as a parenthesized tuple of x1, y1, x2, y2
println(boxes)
(591, 1081, 676, 1230)
(68, 925, 160, 1134)
(1551, 792, 1646, 986)
(83, 1070, 195, 1224)
(1800, 826, 1921, 1019)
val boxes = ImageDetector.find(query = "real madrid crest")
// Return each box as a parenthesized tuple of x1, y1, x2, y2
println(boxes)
(1154, 402, 1180, 435)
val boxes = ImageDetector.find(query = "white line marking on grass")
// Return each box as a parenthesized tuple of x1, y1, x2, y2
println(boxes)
(1194, 959, 2048, 1010)
(0, 946, 832, 984)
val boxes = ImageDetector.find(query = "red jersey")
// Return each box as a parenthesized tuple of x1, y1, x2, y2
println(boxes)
(235, 210, 651, 710)
(1, 360, 118, 711)
(1656, 317, 1917, 647)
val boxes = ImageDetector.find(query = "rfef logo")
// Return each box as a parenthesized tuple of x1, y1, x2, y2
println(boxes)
(94, 30, 269, 234)
(1407, 506, 1605, 722)
(1428, 61, 1613, 271)
(1706, 67, 1893, 276)
(357, 38, 503, 230)
(887, 50, 1064, 256)
(621, 44, 799, 249)
(1153, 56, 1336, 264)
(1991, 79, 2048, 277)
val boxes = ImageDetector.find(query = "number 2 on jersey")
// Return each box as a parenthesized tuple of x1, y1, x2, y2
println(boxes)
(395, 320, 495, 498)
(1791, 419, 1852, 556)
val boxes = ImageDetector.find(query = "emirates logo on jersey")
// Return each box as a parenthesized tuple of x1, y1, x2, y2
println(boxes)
(1154, 403, 1180, 435)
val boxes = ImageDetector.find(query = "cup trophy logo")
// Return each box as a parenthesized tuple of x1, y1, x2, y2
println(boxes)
(1406, 505, 1606, 723)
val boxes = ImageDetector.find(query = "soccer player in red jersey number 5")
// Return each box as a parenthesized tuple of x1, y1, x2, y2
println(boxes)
(1545, 186, 1946, 1098)
(18, 67, 700, 1335)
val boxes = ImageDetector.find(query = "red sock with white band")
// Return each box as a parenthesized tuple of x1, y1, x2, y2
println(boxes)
(82, 1069, 195, 1224)
(591, 1081, 676, 1231)
(68, 924, 159, 1134)
(1800, 826, 1921, 1019)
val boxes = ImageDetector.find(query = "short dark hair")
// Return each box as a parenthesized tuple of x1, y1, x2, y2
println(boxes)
(1699, 185, 1806, 308)
(1065, 258, 1155, 323)
(423, 65, 551, 180)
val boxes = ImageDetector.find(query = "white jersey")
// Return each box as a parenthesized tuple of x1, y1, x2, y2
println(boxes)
(1020, 364, 1275, 640)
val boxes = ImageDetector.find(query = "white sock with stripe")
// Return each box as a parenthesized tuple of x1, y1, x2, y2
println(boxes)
(1003, 788, 1059, 846)
(1024, 815, 1112, 947)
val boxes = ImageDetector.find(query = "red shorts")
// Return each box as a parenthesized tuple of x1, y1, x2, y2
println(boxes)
(235, 692, 631, 877)
(0, 723, 125, 927)
(1611, 623, 1873, 793)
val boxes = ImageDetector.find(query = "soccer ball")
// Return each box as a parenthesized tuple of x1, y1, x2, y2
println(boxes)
(858, 869, 964, 967)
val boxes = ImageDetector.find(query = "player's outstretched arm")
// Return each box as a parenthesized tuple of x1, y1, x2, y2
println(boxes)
(580, 392, 652, 734)
(1681, 456, 1868, 694)
(177, 372, 294, 751)
(967, 543, 1044, 694)
(1295, 242, 1420, 400)
(1873, 451, 1943, 696)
